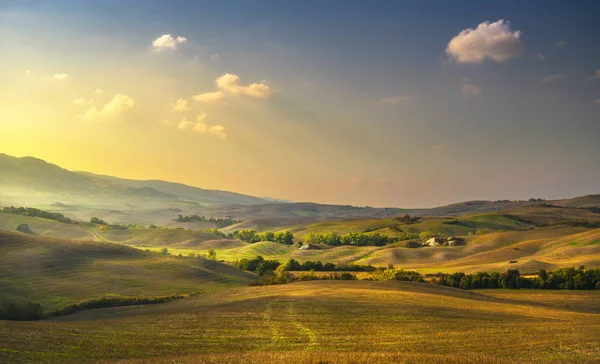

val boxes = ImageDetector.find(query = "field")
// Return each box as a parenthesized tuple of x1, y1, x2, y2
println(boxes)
(1, 281, 599, 363)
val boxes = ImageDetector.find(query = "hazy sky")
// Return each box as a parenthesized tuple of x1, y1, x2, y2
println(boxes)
(1, 1, 599, 207)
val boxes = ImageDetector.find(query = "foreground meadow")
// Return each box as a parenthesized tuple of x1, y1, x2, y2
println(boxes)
(1, 281, 599, 363)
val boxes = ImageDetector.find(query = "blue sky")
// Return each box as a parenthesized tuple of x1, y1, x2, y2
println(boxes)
(1, 1, 599, 207)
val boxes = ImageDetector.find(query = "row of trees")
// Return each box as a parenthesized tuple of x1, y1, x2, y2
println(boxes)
(302, 232, 395, 247)
(3, 206, 75, 224)
(283, 258, 375, 272)
(175, 214, 241, 228)
(230, 230, 294, 245)
(430, 267, 600, 290)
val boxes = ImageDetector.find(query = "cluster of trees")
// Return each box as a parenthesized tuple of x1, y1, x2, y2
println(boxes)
(0, 301, 44, 321)
(2, 206, 75, 224)
(230, 230, 294, 245)
(395, 214, 419, 224)
(430, 267, 600, 290)
(370, 268, 425, 282)
(302, 232, 395, 246)
(175, 214, 240, 228)
(249, 266, 357, 286)
(90, 217, 108, 225)
(234, 256, 282, 276)
(283, 258, 374, 272)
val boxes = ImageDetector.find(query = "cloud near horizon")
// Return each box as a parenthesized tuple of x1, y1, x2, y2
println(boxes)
(152, 34, 187, 51)
(446, 20, 524, 63)
(82, 94, 135, 122)
(193, 91, 226, 104)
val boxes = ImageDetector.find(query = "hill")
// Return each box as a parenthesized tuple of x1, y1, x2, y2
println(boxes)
(79, 172, 272, 206)
(0, 230, 255, 311)
(0, 153, 271, 213)
(1, 280, 598, 363)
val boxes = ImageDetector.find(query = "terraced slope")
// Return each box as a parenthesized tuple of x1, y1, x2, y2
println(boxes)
(0, 231, 255, 311)
(0, 281, 598, 363)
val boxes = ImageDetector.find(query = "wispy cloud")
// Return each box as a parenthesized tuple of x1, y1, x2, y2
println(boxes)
(446, 20, 524, 63)
(540, 74, 568, 83)
(51, 73, 69, 81)
(379, 94, 414, 104)
(193, 91, 225, 104)
(555, 40, 568, 47)
(73, 97, 93, 106)
(536, 52, 546, 61)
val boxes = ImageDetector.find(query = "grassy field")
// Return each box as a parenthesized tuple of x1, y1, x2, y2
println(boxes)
(0, 231, 254, 311)
(0, 281, 598, 363)
(0, 212, 96, 240)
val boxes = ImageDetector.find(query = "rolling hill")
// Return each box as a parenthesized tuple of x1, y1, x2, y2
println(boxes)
(0, 230, 255, 311)
(0, 153, 271, 212)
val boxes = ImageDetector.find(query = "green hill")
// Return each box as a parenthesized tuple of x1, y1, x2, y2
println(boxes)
(0, 230, 255, 311)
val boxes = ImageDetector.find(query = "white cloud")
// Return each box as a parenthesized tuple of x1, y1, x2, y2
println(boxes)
(51, 73, 70, 81)
(211, 53, 219, 60)
(94, 88, 104, 96)
(461, 83, 482, 95)
(177, 112, 226, 139)
(540, 74, 568, 83)
(73, 97, 93, 106)
(193, 91, 225, 103)
(215, 73, 272, 98)
(555, 41, 568, 47)
(379, 94, 413, 104)
(590, 69, 600, 80)
(171, 98, 191, 112)
(152, 34, 187, 51)
(537, 52, 546, 61)
(82, 94, 135, 122)
(446, 20, 524, 63)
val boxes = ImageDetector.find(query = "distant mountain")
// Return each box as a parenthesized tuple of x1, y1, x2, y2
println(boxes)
(77, 172, 272, 206)
(0, 153, 271, 208)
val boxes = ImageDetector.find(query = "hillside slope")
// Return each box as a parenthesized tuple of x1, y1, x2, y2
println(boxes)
(0, 230, 255, 311)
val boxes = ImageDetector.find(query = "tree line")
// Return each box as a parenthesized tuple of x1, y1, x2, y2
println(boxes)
(302, 232, 395, 246)
(429, 267, 600, 290)
(175, 214, 241, 228)
(207, 229, 295, 244)
(3, 206, 75, 224)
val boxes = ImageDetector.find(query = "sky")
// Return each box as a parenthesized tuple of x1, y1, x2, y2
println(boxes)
(1, 0, 599, 208)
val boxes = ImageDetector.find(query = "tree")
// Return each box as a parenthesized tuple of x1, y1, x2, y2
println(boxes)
(90, 217, 108, 225)
(160, 248, 169, 256)
(207, 249, 217, 260)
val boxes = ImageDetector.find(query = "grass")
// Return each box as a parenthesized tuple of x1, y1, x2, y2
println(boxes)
(0, 231, 255, 311)
(0, 281, 598, 363)
(0, 212, 95, 240)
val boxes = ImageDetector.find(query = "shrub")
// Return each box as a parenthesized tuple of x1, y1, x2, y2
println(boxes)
(0, 301, 44, 321)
